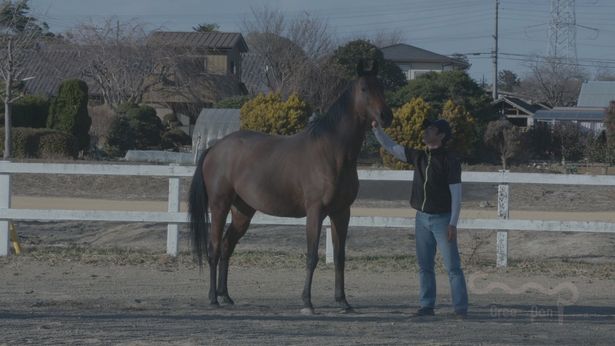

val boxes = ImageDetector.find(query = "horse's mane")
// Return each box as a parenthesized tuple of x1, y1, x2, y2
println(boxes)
(307, 83, 353, 137)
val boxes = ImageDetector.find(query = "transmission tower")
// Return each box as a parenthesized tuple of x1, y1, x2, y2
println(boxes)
(548, 0, 577, 62)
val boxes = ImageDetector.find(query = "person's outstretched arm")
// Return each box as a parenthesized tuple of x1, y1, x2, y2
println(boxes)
(371, 122, 407, 162)
(449, 183, 461, 226)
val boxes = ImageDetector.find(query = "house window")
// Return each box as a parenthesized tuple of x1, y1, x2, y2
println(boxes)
(230, 61, 236, 75)
(411, 70, 436, 80)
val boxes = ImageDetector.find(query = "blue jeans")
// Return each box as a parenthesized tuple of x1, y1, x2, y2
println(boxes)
(415, 211, 468, 313)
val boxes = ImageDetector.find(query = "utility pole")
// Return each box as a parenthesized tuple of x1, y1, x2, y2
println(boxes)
(492, 0, 499, 101)
(3, 38, 14, 160)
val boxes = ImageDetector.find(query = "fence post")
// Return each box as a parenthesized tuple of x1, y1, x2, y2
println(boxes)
(0, 165, 11, 256)
(325, 226, 333, 264)
(167, 167, 180, 256)
(496, 170, 510, 268)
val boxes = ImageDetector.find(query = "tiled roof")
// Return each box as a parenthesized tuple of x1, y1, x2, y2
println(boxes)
(148, 31, 248, 52)
(493, 96, 548, 115)
(534, 107, 606, 121)
(20, 46, 100, 97)
(380, 43, 469, 68)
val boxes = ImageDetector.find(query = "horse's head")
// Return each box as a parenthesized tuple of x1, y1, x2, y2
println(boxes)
(354, 60, 393, 128)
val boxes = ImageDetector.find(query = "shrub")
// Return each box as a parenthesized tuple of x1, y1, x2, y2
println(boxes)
(440, 99, 477, 158)
(0, 96, 50, 128)
(162, 113, 180, 129)
(0, 127, 78, 159)
(240, 93, 310, 135)
(380, 97, 432, 169)
(526, 122, 555, 160)
(125, 105, 164, 149)
(47, 79, 91, 151)
(161, 128, 191, 151)
(215, 95, 251, 109)
(104, 116, 135, 157)
(585, 131, 609, 163)
(552, 122, 586, 163)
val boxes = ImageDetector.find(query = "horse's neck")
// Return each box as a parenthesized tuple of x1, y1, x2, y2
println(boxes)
(327, 104, 366, 164)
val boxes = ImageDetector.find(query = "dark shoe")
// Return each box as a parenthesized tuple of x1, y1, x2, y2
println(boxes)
(454, 310, 468, 319)
(413, 307, 435, 317)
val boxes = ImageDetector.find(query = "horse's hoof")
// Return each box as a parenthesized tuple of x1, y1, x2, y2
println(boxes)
(209, 301, 220, 307)
(338, 307, 356, 314)
(219, 296, 235, 305)
(300, 307, 316, 315)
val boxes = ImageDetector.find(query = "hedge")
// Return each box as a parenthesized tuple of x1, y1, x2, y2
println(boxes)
(0, 127, 78, 159)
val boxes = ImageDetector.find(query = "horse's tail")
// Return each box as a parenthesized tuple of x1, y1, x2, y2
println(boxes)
(189, 148, 210, 268)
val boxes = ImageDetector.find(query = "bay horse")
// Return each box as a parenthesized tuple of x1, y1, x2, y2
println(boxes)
(188, 61, 393, 314)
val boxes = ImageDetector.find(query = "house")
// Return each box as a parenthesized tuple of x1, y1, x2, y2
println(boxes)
(380, 43, 469, 80)
(492, 95, 551, 127)
(529, 80, 614, 133)
(143, 31, 249, 131)
(147, 31, 248, 78)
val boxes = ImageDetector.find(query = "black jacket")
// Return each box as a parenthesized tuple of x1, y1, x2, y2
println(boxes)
(404, 147, 461, 214)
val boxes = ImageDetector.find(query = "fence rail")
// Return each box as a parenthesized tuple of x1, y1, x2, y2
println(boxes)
(1, 161, 615, 267)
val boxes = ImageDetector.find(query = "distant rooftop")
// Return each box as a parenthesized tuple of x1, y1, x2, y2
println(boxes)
(148, 31, 248, 52)
(534, 107, 606, 121)
(380, 43, 469, 68)
(577, 81, 615, 107)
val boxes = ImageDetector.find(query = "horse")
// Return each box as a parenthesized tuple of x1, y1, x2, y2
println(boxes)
(188, 61, 393, 314)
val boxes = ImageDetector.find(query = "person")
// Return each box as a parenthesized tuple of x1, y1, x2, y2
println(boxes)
(371, 118, 468, 318)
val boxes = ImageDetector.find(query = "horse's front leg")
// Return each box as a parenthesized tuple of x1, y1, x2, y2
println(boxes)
(330, 208, 354, 313)
(301, 207, 325, 315)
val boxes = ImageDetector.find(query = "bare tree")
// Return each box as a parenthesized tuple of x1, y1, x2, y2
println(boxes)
(519, 56, 586, 107)
(370, 30, 404, 48)
(0, 0, 42, 159)
(594, 66, 615, 81)
(66, 17, 168, 109)
(484, 119, 524, 169)
(241, 6, 343, 112)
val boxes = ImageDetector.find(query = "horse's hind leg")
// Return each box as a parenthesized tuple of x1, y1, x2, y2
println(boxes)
(330, 208, 353, 313)
(208, 203, 231, 306)
(217, 202, 255, 305)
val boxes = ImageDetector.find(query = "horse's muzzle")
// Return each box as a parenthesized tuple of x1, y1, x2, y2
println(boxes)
(380, 109, 393, 128)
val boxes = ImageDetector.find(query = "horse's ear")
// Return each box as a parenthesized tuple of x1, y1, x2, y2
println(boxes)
(357, 59, 378, 76)
(356, 60, 366, 76)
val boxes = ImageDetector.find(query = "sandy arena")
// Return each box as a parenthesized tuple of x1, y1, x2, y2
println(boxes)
(1, 173, 614, 345)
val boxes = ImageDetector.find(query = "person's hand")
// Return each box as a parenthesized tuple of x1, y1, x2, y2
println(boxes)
(371, 120, 379, 128)
(447, 225, 457, 242)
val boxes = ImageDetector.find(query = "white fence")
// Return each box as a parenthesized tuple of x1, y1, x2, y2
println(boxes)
(1, 161, 615, 268)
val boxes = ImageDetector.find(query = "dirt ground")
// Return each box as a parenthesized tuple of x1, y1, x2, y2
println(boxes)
(1, 171, 615, 345)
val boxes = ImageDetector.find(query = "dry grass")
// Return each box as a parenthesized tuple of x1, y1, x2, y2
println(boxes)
(3, 245, 613, 279)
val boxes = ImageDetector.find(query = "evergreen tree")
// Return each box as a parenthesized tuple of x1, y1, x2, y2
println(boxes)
(47, 79, 91, 150)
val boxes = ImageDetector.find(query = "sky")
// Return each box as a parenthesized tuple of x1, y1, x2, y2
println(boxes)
(27, 0, 615, 84)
